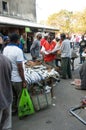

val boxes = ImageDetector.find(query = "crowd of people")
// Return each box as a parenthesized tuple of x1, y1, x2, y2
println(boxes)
(0, 31, 86, 130)
(30, 32, 72, 79)
(30, 32, 86, 90)
(70, 33, 86, 90)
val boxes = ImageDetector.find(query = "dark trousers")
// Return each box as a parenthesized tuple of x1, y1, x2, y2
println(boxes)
(61, 57, 72, 78)
(11, 82, 22, 112)
(80, 52, 85, 63)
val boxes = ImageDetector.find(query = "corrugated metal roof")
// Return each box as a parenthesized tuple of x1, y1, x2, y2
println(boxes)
(0, 15, 59, 31)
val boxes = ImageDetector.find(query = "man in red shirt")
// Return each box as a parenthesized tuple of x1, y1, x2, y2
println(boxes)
(41, 34, 57, 98)
(42, 35, 56, 67)
(40, 33, 49, 47)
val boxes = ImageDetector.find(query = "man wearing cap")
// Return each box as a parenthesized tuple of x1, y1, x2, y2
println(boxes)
(30, 32, 42, 61)
(3, 33, 26, 115)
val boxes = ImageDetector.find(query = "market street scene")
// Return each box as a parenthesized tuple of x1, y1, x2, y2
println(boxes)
(12, 54, 86, 130)
(0, 0, 86, 130)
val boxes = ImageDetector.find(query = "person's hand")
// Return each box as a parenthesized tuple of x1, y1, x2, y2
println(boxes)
(22, 80, 27, 88)
(51, 50, 57, 54)
(84, 48, 86, 53)
(57, 50, 61, 54)
(47, 50, 51, 53)
(33, 56, 36, 58)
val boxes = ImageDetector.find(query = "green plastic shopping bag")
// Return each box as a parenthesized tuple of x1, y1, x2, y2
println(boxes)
(18, 88, 35, 118)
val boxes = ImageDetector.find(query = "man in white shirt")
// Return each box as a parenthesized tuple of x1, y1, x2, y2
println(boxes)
(60, 33, 72, 79)
(3, 33, 26, 115)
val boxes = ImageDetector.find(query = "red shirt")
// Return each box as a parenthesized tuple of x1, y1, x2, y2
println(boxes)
(43, 40, 56, 62)
(40, 38, 46, 47)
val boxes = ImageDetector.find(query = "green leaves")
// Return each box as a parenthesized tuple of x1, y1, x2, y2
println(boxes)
(46, 9, 86, 33)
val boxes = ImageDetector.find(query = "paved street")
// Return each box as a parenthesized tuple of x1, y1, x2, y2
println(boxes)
(13, 55, 86, 130)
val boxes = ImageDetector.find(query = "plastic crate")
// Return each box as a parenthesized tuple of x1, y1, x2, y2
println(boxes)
(31, 92, 52, 111)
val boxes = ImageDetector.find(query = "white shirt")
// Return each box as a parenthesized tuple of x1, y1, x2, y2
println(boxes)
(3, 45, 24, 82)
(61, 39, 71, 58)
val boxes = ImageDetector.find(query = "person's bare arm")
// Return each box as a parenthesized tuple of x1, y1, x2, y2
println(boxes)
(17, 62, 26, 87)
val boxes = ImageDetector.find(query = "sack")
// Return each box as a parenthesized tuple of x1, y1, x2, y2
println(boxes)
(18, 88, 35, 118)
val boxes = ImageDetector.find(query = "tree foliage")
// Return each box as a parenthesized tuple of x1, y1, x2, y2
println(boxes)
(46, 9, 86, 33)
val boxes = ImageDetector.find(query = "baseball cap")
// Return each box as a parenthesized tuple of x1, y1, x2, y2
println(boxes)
(3, 36, 9, 41)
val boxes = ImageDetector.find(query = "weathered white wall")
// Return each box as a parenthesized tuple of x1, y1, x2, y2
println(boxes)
(0, 0, 36, 22)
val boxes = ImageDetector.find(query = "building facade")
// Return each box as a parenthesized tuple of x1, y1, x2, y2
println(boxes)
(0, 0, 36, 22)
(0, 0, 59, 52)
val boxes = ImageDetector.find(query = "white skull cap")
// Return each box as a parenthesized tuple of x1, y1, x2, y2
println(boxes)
(36, 32, 41, 37)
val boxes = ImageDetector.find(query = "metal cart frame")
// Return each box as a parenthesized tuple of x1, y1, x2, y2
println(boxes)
(69, 105, 86, 125)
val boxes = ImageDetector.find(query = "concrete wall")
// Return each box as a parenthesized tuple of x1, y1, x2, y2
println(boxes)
(0, 0, 3, 13)
(0, 0, 36, 22)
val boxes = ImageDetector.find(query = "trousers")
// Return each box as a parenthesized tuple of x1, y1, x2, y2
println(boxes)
(61, 57, 72, 78)
(12, 82, 22, 112)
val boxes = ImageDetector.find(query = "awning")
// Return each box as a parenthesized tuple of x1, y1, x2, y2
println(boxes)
(0, 15, 59, 31)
